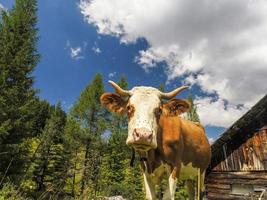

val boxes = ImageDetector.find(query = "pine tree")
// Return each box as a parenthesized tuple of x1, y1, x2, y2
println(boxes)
(0, 0, 40, 184)
(31, 103, 67, 198)
(63, 116, 85, 198)
(71, 73, 106, 198)
(17, 99, 54, 193)
(31, 99, 53, 136)
(186, 93, 200, 122)
(158, 83, 165, 92)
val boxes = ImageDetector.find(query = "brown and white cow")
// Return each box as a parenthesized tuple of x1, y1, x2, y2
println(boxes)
(100, 81, 211, 200)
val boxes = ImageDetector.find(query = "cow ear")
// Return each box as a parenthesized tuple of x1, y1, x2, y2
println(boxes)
(162, 99, 191, 116)
(100, 93, 127, 114)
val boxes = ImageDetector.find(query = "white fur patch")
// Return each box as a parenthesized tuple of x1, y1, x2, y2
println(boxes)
(163, 175, 177, 200)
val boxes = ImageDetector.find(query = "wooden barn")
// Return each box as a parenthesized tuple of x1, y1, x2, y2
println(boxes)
(205, 95, 267, 200)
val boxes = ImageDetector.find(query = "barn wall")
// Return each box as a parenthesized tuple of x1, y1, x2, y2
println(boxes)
(208, 96, 267, 173)
(206, 171, 267, 200)
(210, 127, 267, 171)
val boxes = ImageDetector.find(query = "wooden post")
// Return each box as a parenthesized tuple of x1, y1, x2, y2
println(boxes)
(197, 168, 201, 200)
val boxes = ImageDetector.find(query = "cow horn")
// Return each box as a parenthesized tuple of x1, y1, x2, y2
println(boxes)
(160, 86, 189, 99)
(109, 80, 131, 97)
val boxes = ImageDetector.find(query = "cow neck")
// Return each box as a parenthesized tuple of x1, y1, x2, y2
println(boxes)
(137, 149, 161, 174)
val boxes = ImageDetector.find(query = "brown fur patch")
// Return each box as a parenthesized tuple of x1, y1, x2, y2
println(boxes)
(100, 93, 127, 114)
(162, 99, 191, 116)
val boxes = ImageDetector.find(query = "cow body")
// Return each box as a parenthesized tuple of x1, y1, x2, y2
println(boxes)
(140, 116, 211, 199)
(100, 81, 211, 200)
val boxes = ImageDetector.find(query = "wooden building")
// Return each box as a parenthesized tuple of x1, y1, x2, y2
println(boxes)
(206, 95, 267, 200)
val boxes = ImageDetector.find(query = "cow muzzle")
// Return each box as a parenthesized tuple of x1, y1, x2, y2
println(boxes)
(128, 128, 154, 151)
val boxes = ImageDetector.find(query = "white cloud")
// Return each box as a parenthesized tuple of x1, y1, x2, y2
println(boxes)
(208, 137, 215, 144)
(92, 42, 102, 54)
(108, 72, 116, 78)
(71, 47, 83, 59)
(80, 0, 267, 127)
(66, 40, 84, 60)
(92, 46, 101, 54)
(194, 97, 247, 127)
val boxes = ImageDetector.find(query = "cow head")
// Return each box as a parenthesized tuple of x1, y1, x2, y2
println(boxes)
(100, 81, 190, 151)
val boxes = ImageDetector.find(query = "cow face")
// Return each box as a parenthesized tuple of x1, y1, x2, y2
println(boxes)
(100, 81, 190, 151)
(125, 87, 162, 150)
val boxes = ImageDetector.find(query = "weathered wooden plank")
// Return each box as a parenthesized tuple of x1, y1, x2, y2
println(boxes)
(207, 193, 249, 200)
(206, 178, 267, 185)
(206, 183, 231, 190)
(207, 171, 267, 179)
(209, 171, 267, 175)
(206, 188, 230, 194)
(207, 193, 261, 200)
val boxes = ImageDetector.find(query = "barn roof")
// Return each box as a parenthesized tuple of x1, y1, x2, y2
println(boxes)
(208, 94, 267, 172)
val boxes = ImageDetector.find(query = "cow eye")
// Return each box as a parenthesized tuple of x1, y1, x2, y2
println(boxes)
(126, 105, 134, 119)
(126, 105, 132, 113)
(127, 105, 130, 110)
(155, 108, 162, 115)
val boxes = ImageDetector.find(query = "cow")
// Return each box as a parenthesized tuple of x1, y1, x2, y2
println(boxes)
(100, 81, 211, 200)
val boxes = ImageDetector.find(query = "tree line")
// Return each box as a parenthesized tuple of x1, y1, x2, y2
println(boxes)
(0, 1, 200, 199)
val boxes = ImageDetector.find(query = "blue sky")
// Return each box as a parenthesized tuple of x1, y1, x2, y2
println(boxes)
(1, 0, 267, 141)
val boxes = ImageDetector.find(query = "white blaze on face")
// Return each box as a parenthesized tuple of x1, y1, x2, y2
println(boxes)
(126, 87, 161, 148)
